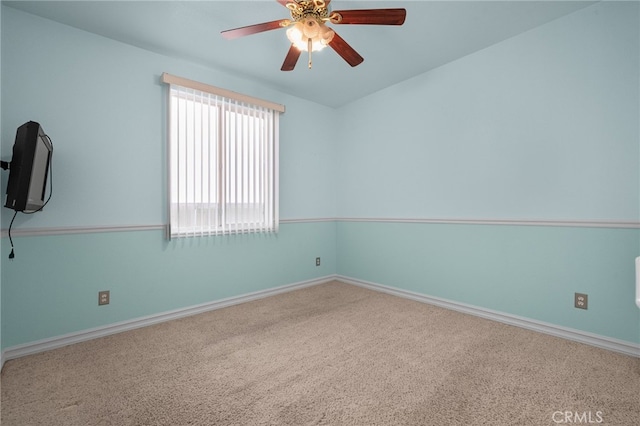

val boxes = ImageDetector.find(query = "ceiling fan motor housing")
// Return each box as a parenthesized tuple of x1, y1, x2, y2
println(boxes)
(287, 0, 330, 23)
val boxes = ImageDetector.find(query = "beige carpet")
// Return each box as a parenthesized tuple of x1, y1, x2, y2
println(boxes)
(1, 281, 638, 425)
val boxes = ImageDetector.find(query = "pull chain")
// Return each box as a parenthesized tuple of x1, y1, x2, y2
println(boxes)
(308, 38, 312, 69)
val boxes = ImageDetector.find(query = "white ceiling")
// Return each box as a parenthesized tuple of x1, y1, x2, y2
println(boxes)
(4, 0, 597, 108)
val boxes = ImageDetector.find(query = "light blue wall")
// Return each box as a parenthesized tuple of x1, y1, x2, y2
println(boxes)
(1, 6, 337, 349)
(335, 2, 640, 343)
(337, 222, 639, 343)
(336, 2, 638, 222)
(1, 223, 337, 348)
(0, 6, 337, 230)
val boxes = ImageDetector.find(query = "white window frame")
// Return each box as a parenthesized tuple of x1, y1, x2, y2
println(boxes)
(162, 73, 284, 238)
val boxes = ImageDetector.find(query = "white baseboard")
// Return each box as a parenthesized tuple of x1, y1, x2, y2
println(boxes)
(338, 275, 640, 358)
(1, 275, 337, 368)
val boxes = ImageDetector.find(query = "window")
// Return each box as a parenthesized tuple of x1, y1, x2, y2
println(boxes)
(162, 73, 283, 237)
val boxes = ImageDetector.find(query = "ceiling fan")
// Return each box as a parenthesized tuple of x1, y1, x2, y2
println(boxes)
(221, 0, 406, 71)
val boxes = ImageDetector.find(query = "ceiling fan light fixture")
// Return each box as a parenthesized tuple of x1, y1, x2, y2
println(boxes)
(286, 18, 334, 52)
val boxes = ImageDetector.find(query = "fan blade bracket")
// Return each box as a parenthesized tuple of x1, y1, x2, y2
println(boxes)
(329, 12, 341, 24)
(286, 2, 302, 13)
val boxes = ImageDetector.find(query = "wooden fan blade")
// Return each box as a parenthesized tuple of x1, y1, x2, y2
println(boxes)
(329, 32, 364, 67)
(281, 44, 301, 71)
(331, 9, 406, 25)
(221, 20, 288, 40)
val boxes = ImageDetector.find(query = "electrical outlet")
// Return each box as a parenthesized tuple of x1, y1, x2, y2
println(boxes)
(574, 293, 588, 310)
(98, 290, 110, 306)
(316, 257, 321, 266)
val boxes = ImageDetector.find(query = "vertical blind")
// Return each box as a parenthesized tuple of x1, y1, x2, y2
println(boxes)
(163, 73, 282, 238)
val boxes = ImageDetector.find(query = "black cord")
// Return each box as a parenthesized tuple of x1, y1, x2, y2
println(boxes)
(8, 210, 18, 259)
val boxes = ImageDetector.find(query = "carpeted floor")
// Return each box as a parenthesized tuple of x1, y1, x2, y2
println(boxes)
(1, 281, 639, 425)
